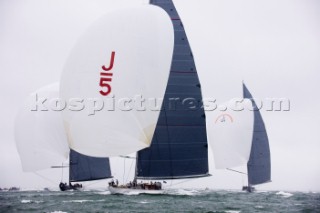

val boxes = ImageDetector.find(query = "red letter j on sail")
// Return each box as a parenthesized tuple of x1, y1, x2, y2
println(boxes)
(99, 51, 115, 96)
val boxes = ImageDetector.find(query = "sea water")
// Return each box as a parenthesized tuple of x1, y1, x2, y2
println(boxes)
(0, 189, 319, 212)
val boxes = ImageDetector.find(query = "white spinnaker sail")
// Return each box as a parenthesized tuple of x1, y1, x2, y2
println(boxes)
(15, 83, 69, 172)
(60, 5, 174, 157)
(206, 99, 254, 169)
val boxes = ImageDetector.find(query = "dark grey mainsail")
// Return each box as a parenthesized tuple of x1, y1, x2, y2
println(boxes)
(243, 83, 271, 186)
(69, 149, 112, 182)
(136, 0, 209, 179)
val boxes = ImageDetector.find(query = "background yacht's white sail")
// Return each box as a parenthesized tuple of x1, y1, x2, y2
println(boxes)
(207, 99, 254, 169)
(15, 82, 112, 185)
(15, 83, 69, 172)
(60, 5, 174, 157)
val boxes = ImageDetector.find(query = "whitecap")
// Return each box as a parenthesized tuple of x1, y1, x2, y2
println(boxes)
(49, 211, 68, 213)
(276, 191, 293, 198)
(95, 191, 111, 195)
(165, 188, 202, 196)
(21, 199, 44, 204)
(255, 190, 269, 193)
(225, 211, 241, 213)
(125, 191, 144, 196)
(63, 200, 92, 203)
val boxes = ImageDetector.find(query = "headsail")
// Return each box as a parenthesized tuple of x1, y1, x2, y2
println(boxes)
(243, 83, 271, 185)
(15, 83, 69, 172)
(69, 149, 112, 182)
(60, 5, 174, 157)
(136, 0, 209, 179)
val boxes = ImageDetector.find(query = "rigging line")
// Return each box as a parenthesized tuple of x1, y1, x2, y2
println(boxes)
(126, 157, 135, 183)
(133, 153, 137, 181)
(119, 155, 136, 159)
(61, 162, 63, 182)
(167, 178, 195, 188)
(34, 172, 56, 186)
(123, 158, 126, 185)
(242, 174, 245, 186)
(226, 168, 247, 175)
(69, 154, 72, 184)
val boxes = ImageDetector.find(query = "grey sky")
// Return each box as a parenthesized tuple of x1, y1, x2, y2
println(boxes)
(0, 0, 319, 191)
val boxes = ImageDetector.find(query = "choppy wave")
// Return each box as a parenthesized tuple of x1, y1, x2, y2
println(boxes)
(63, 199, 92, 203)
(95, 191, 111, 195)
(139, 200, 151, 204)
(276, 191, 293, 197)
(21, 199, 43, 204)
(1, 190, 318, 213)
(165, 188, 204, 196)
(49, 211, 68, 213)
(63, 199, 105, 203)
(21, 199, 32, 203)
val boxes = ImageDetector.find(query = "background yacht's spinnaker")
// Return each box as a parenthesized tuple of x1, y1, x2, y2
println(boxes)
(206, 99, 254, 169)
(15, 83, 112, 190)
(15, 83, 69, 172)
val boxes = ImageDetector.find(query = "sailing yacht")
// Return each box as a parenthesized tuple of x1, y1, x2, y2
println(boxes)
(242, 83, 271, 192)
(108, 0, 210, 194)
(60, 3, 175, 194)
(15, 83, 112, 191)
(206, 83, 271, 192)
(16, 3, 174, 194)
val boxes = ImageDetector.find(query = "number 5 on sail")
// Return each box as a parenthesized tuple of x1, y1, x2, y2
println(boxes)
(99, 51, 115, 96)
